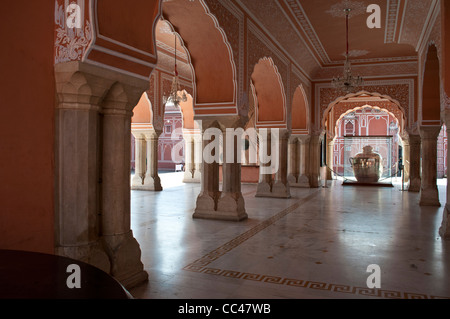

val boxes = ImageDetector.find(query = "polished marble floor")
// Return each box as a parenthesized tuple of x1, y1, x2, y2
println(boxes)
(129, 173, 450, 299)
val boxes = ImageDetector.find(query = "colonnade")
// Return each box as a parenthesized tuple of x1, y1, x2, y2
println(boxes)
(131, 129, 162, 191)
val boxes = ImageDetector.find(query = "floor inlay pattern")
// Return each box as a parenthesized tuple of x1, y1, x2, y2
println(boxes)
(183, 191, 318, 272)
(184, 266, 450, 299)
(182, 189, 450, 300)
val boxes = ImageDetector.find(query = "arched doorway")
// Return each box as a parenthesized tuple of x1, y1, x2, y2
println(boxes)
(323, 92, 406, 186)
(333, 105, 402, 184)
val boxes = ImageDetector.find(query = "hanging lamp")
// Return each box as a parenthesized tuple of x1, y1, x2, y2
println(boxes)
(331, 8, 364, 93)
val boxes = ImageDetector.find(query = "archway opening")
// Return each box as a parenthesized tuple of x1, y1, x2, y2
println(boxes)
(131, 18, 195, 190)
(332, 105, 402, 185)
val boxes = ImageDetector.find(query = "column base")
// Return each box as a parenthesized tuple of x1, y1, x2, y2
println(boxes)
(408, 177, 421, 192)
(256, 181, 291, 198)
(287, 174, 297, 185)
(133, 175, 162, 191)
(131, 175, 143, 188)
(56, 241, 111, 274)
(290, 175, 310, 188)
(102, 231, 148, 289)
(256, 181, 271, 197)
(193, 192, 247, 221)
(439, 205, 450, 240)
(183, 171, 201, 183)
(193, 209, 248, 222)
(272, 181, 291, 198)
(419, 187, 441, 206)
(309, 174, 321, 188)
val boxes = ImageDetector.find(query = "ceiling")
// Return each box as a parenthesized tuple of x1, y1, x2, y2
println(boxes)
(156, 0, 438, 81)
(239, 0, 437, 76)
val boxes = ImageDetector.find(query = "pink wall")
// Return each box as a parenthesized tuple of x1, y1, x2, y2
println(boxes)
(0, 1, 55, 253)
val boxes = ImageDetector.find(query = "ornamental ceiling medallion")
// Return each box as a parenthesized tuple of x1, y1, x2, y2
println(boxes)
(326, 0, 366, 18)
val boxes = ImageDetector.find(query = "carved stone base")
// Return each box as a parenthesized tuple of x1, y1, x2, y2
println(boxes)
(419, 187, 441, 206)
(272, 181, 291, 198)
(408, 177, 421, 192)
(193, 192, 247, 221)
(56, 241, 111, 274)
(256, 181, 291, 198)
(132, 175, 162, 191)
(289, 175, 310, 188)
(183, 171, 201, 183)
(287, 174, 297, 185)
(102, 231, 148, 289)
(193, 209, 247, 222)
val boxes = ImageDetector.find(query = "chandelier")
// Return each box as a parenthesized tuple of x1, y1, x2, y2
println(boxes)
(331, 8, 363, 93)
(163, 35, 187, 108)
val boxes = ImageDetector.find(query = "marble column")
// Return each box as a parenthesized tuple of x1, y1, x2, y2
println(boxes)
(193, 123, 221, 219)
(401, 135, 411, 184)
(272, 129, 291, 198)
(439, 0, 450, 238)
(297, 135, 311, 187)
(419, 126, 441, 206)
(54, 62, 112, 274)
(142, 131, 162, 191)
(101, 84, 148, 288)
(256, 128, 273, 196)
(326, 136, 334, 180)
(308, 132, 323, 188)
(408, 134, 421, 192)
(216, 128, 248, 221)
(440, 118, 450, 238)
(183, 132, 201, 183)
(131, 133, 145, 188)
(287, 137, 299, 185)
(193, 132, 203, 181)
(55, 61, 148, 289)
(182, 134, 195, 182)
(256, 128, 290, 198)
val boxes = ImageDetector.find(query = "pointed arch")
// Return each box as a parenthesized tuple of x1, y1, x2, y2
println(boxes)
(162, 0, 238, 116)
(322, 91, 407, 132)
(251, 57, 287, 128)
(292, 84, 310, 134)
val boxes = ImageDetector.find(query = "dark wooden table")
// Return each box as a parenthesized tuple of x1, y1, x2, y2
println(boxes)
(0, 249, 132, 299)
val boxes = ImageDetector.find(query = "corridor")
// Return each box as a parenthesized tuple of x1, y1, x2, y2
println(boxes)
(129, 174, 450, 299)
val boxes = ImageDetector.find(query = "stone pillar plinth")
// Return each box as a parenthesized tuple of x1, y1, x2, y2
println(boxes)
(419, 126, 441, 206)
(408, 134, 421, 192)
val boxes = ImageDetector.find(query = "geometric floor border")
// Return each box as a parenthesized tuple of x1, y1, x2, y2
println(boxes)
(183, 266, 450, 299)
(182, 189, 450, 299)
